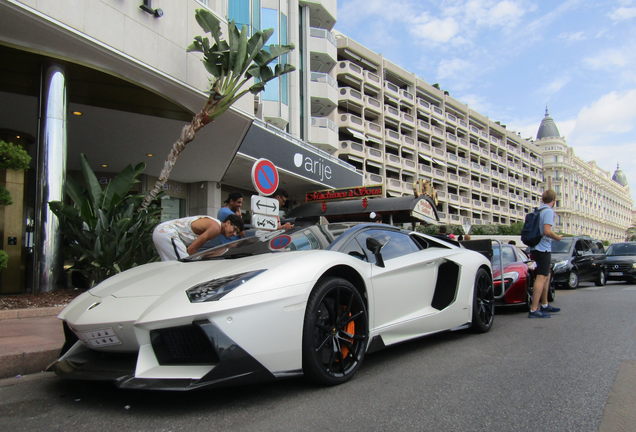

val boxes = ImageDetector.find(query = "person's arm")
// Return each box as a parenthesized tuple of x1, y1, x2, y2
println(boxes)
(187, 222, 221, 255)
(543, 224, 562, 241)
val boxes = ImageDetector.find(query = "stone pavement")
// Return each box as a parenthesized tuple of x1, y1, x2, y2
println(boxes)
(0, 307, 65, 379)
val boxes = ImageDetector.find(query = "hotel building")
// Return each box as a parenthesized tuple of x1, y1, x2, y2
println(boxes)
(330, 33, 544, 228)
(535, 110, 632, 242)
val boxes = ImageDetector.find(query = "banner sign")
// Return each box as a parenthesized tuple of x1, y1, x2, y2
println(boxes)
(305, 185, 383, 202)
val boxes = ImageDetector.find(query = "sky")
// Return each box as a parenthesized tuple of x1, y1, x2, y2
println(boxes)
(335, 0, 636, 205)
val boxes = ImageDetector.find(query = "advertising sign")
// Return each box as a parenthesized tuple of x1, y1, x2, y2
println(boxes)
(305, 185, 383, 202)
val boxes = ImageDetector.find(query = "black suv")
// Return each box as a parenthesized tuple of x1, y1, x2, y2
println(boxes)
(603, 242, 636, 284)
(551, 236, 606, 289)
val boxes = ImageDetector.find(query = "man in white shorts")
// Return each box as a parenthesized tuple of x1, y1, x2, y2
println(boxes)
(152, 214, 243, 261)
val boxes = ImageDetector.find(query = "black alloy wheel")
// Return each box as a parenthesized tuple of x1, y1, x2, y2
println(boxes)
(471, 268, 494, 333)
(302, 277, 368, 385)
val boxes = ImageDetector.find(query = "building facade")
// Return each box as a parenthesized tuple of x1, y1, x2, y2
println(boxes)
(534, 110, 632, 242)
(329, 33, 544, 228)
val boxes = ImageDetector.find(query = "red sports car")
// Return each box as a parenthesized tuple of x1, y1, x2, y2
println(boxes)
(491, 243, 540, 309)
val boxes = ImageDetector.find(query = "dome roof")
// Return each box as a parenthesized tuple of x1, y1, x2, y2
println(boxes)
(612, 163, 628, 187)
(536, 107, 561, 139)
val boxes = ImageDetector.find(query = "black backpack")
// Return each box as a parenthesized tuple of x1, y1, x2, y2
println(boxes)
(520, 207, 548, 247)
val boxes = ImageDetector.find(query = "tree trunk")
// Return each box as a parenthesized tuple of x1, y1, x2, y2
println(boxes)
(140, 108, 212, 211)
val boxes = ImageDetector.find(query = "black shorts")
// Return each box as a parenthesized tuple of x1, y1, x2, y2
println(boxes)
(531, 250, 551, 276)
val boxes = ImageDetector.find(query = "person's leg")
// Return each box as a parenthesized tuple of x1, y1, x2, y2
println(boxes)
(531, 274, 546, 312)
(540, 272, 550, 305)
(152, 224, 186, 261)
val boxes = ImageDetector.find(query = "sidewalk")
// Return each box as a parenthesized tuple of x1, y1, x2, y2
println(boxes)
(0, 307, 65, 379)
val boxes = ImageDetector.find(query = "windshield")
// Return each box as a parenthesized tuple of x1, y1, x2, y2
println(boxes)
(552, 238, 573, 254)
(606, 243, 636, 256)
(184, 223, 359, 261)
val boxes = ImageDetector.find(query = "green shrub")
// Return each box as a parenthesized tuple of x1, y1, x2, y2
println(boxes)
(0, 250, 7, 270)
(0, 140, 31, 171)
(49, 154, 162, 287)
(0, 185, 11, 206)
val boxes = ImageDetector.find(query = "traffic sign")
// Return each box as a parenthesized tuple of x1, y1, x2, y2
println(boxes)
(251, 158, 279, 196)
(251, 195, 279, 216)
(269, 234, 292, 250)
(252, 213, 279, 231)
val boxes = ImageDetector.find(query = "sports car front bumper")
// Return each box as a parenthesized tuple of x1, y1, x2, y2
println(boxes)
(50, 320, 281, 391)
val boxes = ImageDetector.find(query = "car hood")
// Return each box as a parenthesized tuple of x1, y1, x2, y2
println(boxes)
(87, 252, 315, 299)
(550, 252, 571, 263)
(604, 255, 636, 264)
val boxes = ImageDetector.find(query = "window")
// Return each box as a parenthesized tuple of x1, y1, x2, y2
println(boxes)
(356, 230, 420, 264)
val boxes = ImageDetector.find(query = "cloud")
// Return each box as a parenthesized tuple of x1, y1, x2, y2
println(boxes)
(584, 48, 631, 69)
(436, 58, 472, 80)
(539, 76, 571, 96)
(558, 31, 586, 42)
(410, 17, 460, 43)
(609, 7, 636, 21)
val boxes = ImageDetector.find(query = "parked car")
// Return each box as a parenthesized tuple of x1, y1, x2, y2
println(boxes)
(50, 222, 494, 390)
(551, 236, 606, 289)
(603, 242, 636, 283)
(490, 242, 542, 309)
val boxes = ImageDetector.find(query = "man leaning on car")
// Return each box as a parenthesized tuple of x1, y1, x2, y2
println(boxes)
(528, 190, 563, 318)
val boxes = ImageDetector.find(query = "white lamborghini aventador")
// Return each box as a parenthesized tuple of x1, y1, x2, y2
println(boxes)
(51, 222, 494, 390)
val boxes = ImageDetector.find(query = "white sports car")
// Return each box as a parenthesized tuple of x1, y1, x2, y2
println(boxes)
(51, 222, 494, 390)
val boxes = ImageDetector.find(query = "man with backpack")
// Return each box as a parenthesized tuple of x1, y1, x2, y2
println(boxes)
(527, 189, 563, 318)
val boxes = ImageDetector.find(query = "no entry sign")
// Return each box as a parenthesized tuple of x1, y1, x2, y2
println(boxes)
(251, 158, 279, 196)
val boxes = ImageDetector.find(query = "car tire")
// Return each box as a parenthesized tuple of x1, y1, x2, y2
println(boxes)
(567, 271, 579, 289)
(547, 280, 556, 302)
(595, 270, 606, 286)
(471, 268, 494, 333)
(302, 277, 368, 386)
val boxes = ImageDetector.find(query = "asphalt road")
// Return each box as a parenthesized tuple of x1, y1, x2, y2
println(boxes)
(1, 282, 635, 432)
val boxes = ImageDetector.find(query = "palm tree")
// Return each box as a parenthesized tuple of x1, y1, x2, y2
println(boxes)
(141, 9, 295, 210)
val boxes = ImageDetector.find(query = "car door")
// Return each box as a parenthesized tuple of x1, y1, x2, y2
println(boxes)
(354, 229, 452, 338)
(573, 239, 594, 281)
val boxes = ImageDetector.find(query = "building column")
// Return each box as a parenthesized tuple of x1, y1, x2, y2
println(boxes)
(33, 63, 67, 293)
(188, 181, 223, 218)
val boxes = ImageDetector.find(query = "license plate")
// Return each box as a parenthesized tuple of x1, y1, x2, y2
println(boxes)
(609, 272, 623, 276)
(77, 327, 121, 347)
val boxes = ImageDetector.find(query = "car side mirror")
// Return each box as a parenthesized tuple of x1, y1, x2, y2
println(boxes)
(366, 237, 385, 268)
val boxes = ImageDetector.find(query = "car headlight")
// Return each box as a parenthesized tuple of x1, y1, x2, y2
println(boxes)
(552, 260, 568, 271)
(186, 270, 266, 303)
(632, 263, 636, 269)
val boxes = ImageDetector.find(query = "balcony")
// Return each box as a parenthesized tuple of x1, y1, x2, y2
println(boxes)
(338, 86, 363, 109)
(386, 178, 403, 194)
(418, 142, 432, 154)
(311, 72, 338, 114)
(384, 81, 400, 99)
(364, 70, 381, 91)
(339, 112, 364, 133)
(417, 98, 431, 112)
(432, 147, 445, 158)
(364, 95, 382, 115)
(365, 120, 382, 139)
(364, 172, 383, 185)
(448, 173, 459, 184)
(310, 116, 338, 152)
(309, 27, 337, 72)
(400, 89, 414, 104)
(337, 60, 363, 86)
(366, 147, 383, 162)
(419, 164, 433, 174)
(384, 104, 400, 122)
(400, 112, 415, 126)
(432, 126, 444, 138)
(402, 158, 417, 172)
(417, 120, 431, 132)
(446, 132, 457, 142)
(446, 113, 457, 125)
(431, 105, 444, 119)
(384, 129, 401, 145)
(339, 140, 365, 158)
(457, 138, 469, 150)
(401, 135, 415, 150)
(300, 1, 336, 30)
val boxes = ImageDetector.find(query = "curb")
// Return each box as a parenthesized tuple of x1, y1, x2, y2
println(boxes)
(0, 306, 63, 321)
(0, 348, 60, 379)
